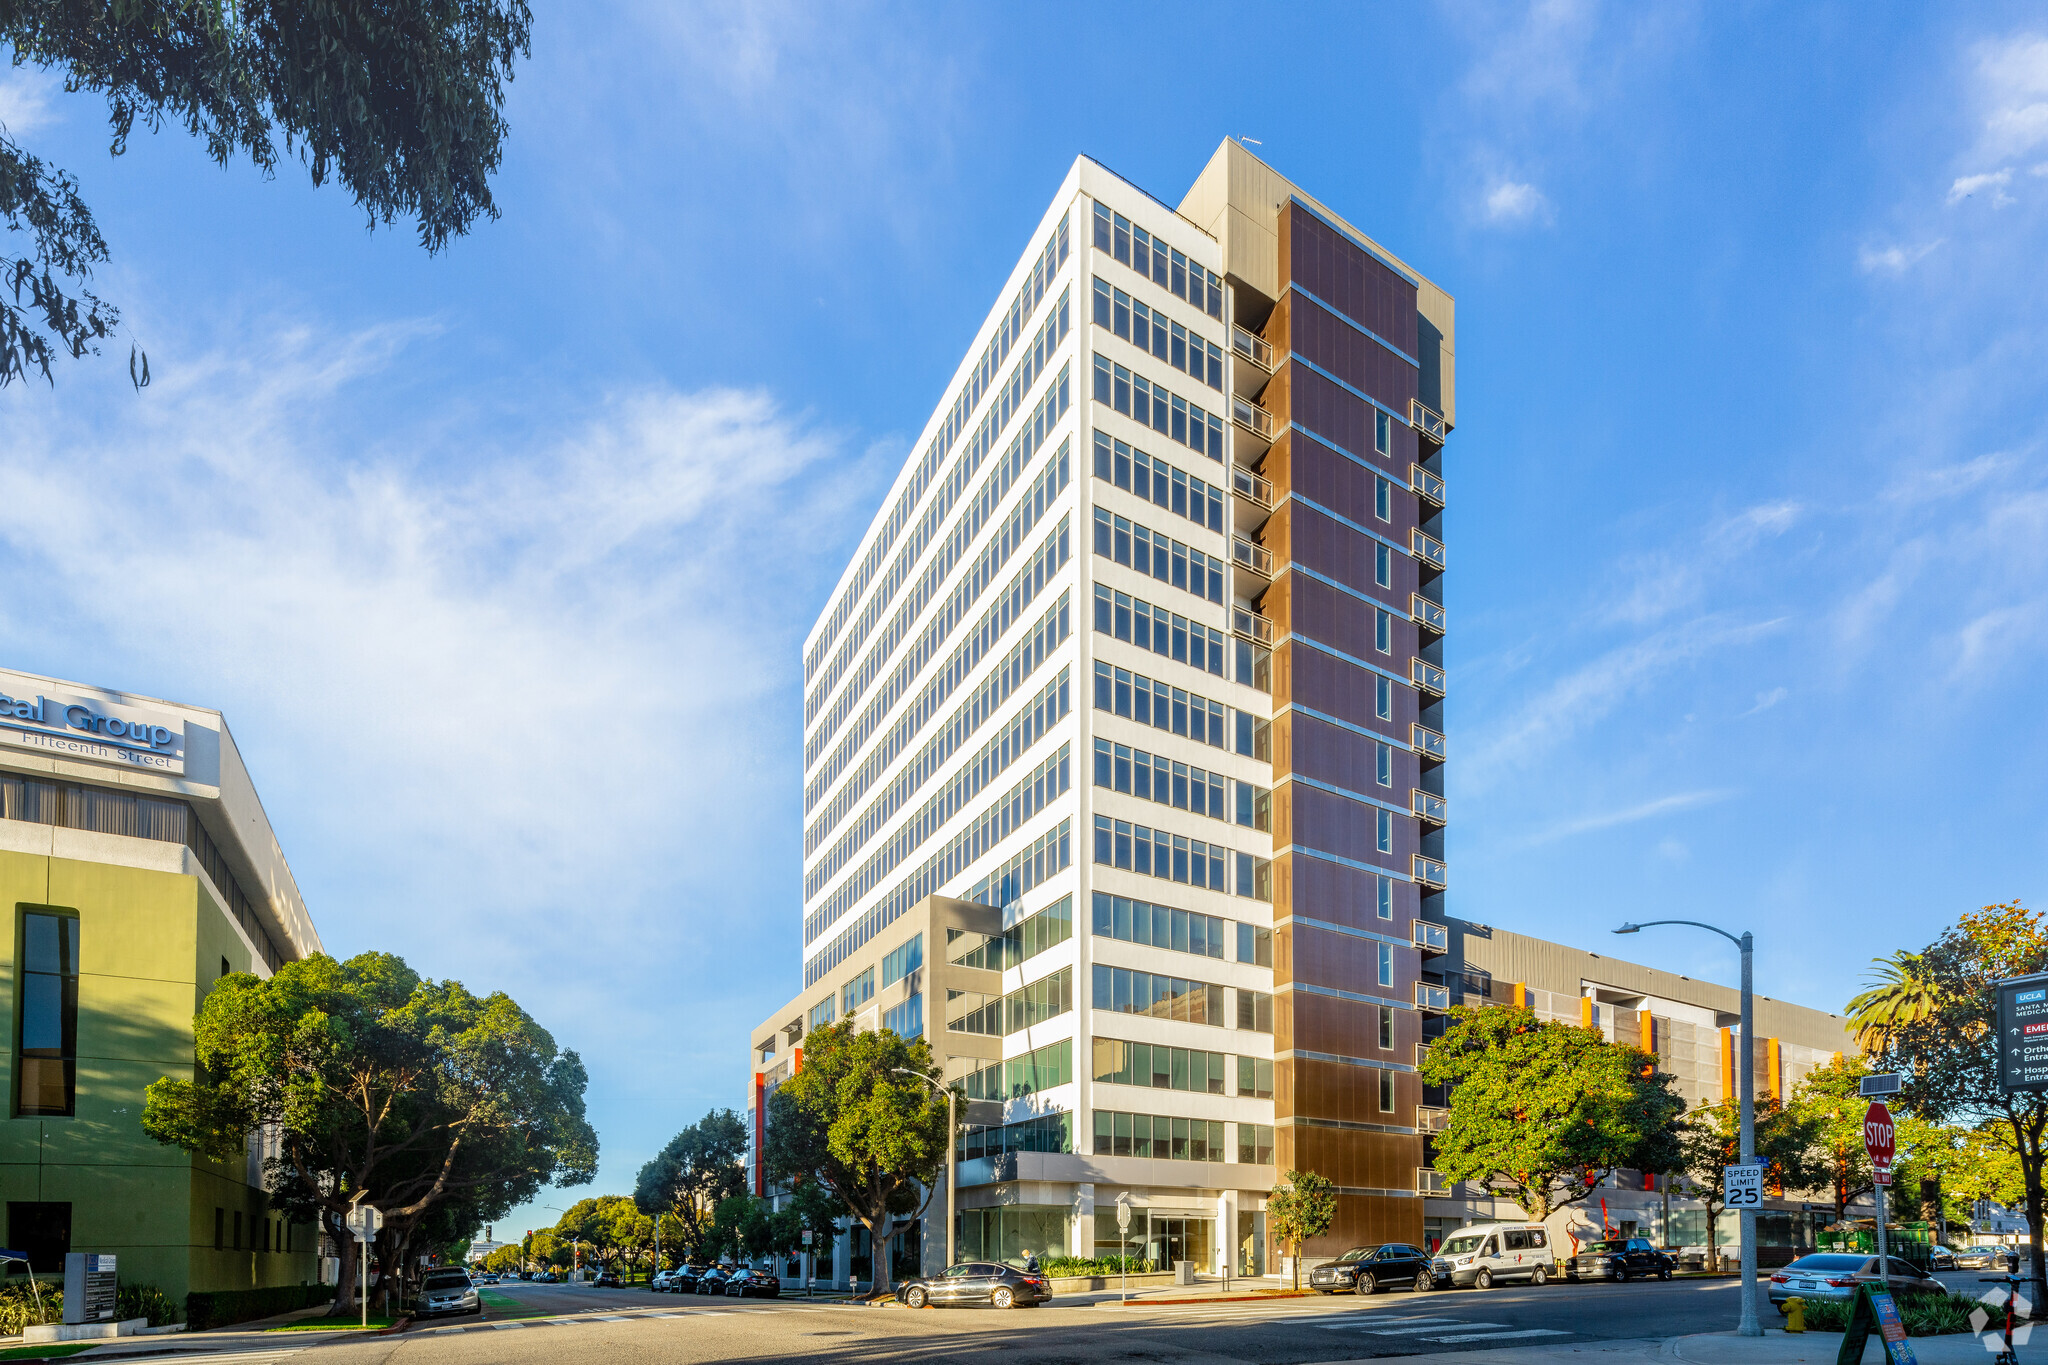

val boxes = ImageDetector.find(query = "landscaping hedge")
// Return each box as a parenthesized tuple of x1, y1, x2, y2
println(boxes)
(185, 1283, 335, 1330)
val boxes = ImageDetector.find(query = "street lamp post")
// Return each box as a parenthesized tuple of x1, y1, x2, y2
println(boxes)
(1616, 919, 1760, 1339)
(894, 1068, 958, 1272)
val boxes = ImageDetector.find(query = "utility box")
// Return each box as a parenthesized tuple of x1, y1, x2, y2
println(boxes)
(62, 1253, 117, 1325)
(1174, 1260, 1195, 1285)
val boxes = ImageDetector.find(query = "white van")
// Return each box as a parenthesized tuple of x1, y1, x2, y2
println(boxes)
(1429, 1223, 1557, 1289)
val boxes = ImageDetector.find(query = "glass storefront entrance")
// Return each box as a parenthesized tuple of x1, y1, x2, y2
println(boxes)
(1091, 1209, 1217, 1272)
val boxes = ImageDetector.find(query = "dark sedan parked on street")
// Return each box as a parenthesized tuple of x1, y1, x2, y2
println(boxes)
(897, 1262, 1052, 1309)
(696, 1265, 733, 1294)
(1310, 1243, 1435, 1294)
(1566, 1237, 1675, 1282)
(725, 1268, 782, 1298)
(667, 1264, 706, 1292)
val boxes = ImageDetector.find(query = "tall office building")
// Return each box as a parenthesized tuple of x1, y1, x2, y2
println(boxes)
(753, 139, 1454, 1278)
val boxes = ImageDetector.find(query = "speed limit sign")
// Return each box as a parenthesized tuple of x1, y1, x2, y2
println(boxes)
(1723, 1164, 1764, 1208)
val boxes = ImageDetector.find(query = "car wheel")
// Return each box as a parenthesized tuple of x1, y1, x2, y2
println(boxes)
(1475, 1269, 1493, 1290)
(1615, 1268, 1629, 1283)
(1358, 1273, 1378, 1295)
(1530, 1266, 1547, 1287)
(1659, 1267, 1672, 1282)
(992, 1286, 1016, 1310)
(906, 1286, 929, 1309)
(1413, 1271, 1432, 1293)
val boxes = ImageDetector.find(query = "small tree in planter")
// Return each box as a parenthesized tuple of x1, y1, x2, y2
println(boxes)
(1267, 1170, 1337, 1291)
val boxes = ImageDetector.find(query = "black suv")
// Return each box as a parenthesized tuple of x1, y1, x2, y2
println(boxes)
(1567, 1237, 1675, 1282)
(1310, 1243, 1435, 1294)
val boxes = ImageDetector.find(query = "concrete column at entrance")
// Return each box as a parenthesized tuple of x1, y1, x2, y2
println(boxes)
(1074, 1184, 1096, 1258)
(832, 1227, 849, 1289)
(1217, 1192, 1235, 1275)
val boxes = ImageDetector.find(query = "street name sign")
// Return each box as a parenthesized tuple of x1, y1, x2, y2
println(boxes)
(1865, 1101, 1895, 1185)
(1723, 1163, 1764, 1208)
(1997, 975, 2048, 1092)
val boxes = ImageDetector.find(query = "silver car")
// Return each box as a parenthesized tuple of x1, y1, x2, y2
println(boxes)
(1768, 1253, 1945, 1310)
(417, 1268, 482, 1317)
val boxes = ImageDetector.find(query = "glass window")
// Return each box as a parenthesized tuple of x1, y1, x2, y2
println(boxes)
(17, 912, 78, 1117)
(1377, 1006, 1394, 1049)
(1375, 475, 1391, 521)
(842, 967, 875, 1014)
(1375, 675, 1393, 720)
(1378, 943, 1394, 987)
(1379, 1068, 1395, 1113)
(5, 1202, 71, 1272)
(882, 934, 923, 988)
(1375, 409, 1391, 455)
(1375, 542, 1392, 588)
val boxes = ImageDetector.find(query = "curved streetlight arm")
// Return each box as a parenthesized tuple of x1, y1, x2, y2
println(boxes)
(892, 1068, 959, 1275)
(1613, 919, 1749, 952)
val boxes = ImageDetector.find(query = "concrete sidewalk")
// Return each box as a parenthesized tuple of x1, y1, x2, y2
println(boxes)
(1302, 1329, 2047, 1364)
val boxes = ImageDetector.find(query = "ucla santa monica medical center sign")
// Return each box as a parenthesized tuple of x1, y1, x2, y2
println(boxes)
(0, 672, 186, 776)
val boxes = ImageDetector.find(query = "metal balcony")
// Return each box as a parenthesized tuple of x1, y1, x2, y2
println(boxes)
(1232, 606, 1275, 645)
(1411, 464, 1445, 509)
(1231, 465, 1273, 510)
(1231, 325, 1273, 371)
(1411, 724, 1447, 761)
(1232, 536, 1274, 578)
(1411, 594, 1445, 637)
(1417, 1167, 1449, 1195)
(1410, 399, 1446, 443)
(1412, 789, 1447, 827)
(1412, 529, 1446, 571)
(1416, 1105, 1450, 1134)
(1416, 981, 1451, 1012)
(1232, 395, 1275, 440)
(1413, 921, 1448, 955)
(1411, 659, 1445, 697)
(1412, 855, 1448, 890)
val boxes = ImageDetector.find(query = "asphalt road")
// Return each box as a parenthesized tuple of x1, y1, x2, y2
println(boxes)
(290, 1273, 1755, 1363)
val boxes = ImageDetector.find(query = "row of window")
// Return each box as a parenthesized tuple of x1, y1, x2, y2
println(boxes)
(804, 575, 1067, 854)
(1093, 432, 1225, 534)
(946, 964, 1074, 1037)
(1093, 1111, 1227, 1163)
(806, 289, 1072, 730)
(1092, 508, 1226, 605)
(1092, 738, 1229, 823)
(1093, 356, 1225, 461)
(1091, 892, 1227, 961)
(1239, 1056, 1274, 1099)
(809, 995, 835, 1032)
(1238, 988, 1275, 1033)
(1092, 815, 1267, 899)
(958, 1038, 1072, 1102)
(948, 893, 1072, 973)
(966, 817, 1074, 914)
(1092, 585, 1228, 678)
(1093, 965, 1224, 1027)
(801, 518, 1071, 953)
(806, 376, 1071, 767)
(882, 993, 924, 1038)
(1092, 662, 1231, 751)
(804, 663, 1070, 901)
(843, 967, 875, 1014)
(882, 933, 923, 988)
(1091, 1037, 1227, 1094)
(1092, 203, 1224, 319)
(957, 1110, 1070, 1161)
(809, 215, 1068, 682)
(1092, 277, 1223, 389)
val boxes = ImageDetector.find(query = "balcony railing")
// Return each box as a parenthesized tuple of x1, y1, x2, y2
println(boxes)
(1411, 594, 1446, 635)
(1411, 723, 1447, 761)
(1414, 1041, 1431, 1069)
(1413, 855, 1448, 889)
(1232, 607, 1275, 645)
(1231, 325, 1273, 371)
(1412, 789, 1447, 826)
(1412, 528, 1446, 571)
(1410, 399, 1446, 443)
(1416, 1106, 1450, 1134)
(1411, 463, 1445, 508)
(1231, 465, 1273, 510)
(1413, 920, 1448, 954)
(1411, 659, 1446, 697)
(1416, 981, 1451, 1012)
(1232, 536, 1273, 577)
(1232, 396, 1275, 440)
(1416, 1167, 1449, 1195)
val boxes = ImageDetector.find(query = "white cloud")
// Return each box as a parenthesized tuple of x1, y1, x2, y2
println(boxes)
(1514, 789, 1739, 849)
(1484, 179, 1552, 226)
(0, 70, 60, 136)
(1975, 33, 2048, 161)
(1858, 240, 1943, 274)
(1741, 687, 1787, 717)
(1947, 169, 2014, 205)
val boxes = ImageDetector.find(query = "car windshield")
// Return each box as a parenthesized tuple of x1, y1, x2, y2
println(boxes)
(1787, 1255, 1870, 1272)
(1335, 1246, 1376, 1262)
(1440, 1235, 1485, 1257)
(421, 1272, 470, 1289)
(1584, 1241, 1627, 1254)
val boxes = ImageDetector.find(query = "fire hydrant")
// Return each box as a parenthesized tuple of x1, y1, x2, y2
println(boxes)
(1784, 1297, 1806, 1333)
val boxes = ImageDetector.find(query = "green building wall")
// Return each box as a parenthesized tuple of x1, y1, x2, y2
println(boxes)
(0, 848, 318, 1303)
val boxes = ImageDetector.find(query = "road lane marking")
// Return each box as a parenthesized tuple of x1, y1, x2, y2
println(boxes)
(1316, 1316, 1460, 1329)
(1424, 1328, 1573, 1343)
(1365, 1321, 1506, 1335)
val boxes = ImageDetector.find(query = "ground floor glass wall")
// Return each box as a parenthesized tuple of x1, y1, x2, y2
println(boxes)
(958, 1205, 1068, 1267)
(1090, 1210, 1216, 1272)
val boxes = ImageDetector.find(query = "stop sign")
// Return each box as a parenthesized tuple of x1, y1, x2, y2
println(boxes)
(1864, 1101, 1896, 1169)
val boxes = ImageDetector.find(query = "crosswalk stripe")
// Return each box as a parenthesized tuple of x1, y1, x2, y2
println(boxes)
(1424, 1328, 1573, 1344)
(1316, 1316, 1458, 1329)
(491, 1322, 523, 1329)
(1366, 1320, 1507, 1335)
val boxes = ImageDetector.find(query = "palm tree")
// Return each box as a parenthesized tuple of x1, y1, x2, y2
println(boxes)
(1845, 951, 1945, 1055)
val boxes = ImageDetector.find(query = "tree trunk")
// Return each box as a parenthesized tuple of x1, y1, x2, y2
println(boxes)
(327, 1215, 359, 1318)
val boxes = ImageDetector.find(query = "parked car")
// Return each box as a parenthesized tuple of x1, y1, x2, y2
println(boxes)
(593, 1271, 623, 1288)
(416, 1268, 482, 1317)
(895, 1262, 1052, 1309)
(668, 1265, 705, 1293)
(1954, 1246, 2015, 1271)
(725, 1268, 782, 1299)
(697, 1265, 733, 1294)
(1930, 1246, 1957, 1271)
(1566, 1237, 1675, 1283)
(1431, 1223, 1559, 1289)
(1310, 1243, 1436, 1294)
(1769, 1253, 1947, 1310)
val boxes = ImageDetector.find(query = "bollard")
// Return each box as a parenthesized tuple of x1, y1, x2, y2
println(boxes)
(1784, 1297, 1805, 1333)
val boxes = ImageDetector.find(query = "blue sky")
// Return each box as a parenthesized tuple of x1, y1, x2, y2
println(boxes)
(4, 2, 2046, 1240)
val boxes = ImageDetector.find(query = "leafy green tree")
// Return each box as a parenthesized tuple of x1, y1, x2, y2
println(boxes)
(1266, 1169, 1337, 1291)
(1846, 951, 1947, 1057)
(633, 1110, 749, 1262)
(141, 951, 596, 1315)
(1951, 1123, 2027, 1223)
(761, 1020, 950, 1294)
(1675, 1098, 1825, 1271)
(1874, 901, 2048, 1307)
(709, 1194, 773, 1264)
(1419, 1005, 1685, 1221)
(550, 1195, 652, 1274)
(481, 1244, 521, 1274)
(770, 1183, 841, 1272)
(0, 0, 532, 387)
